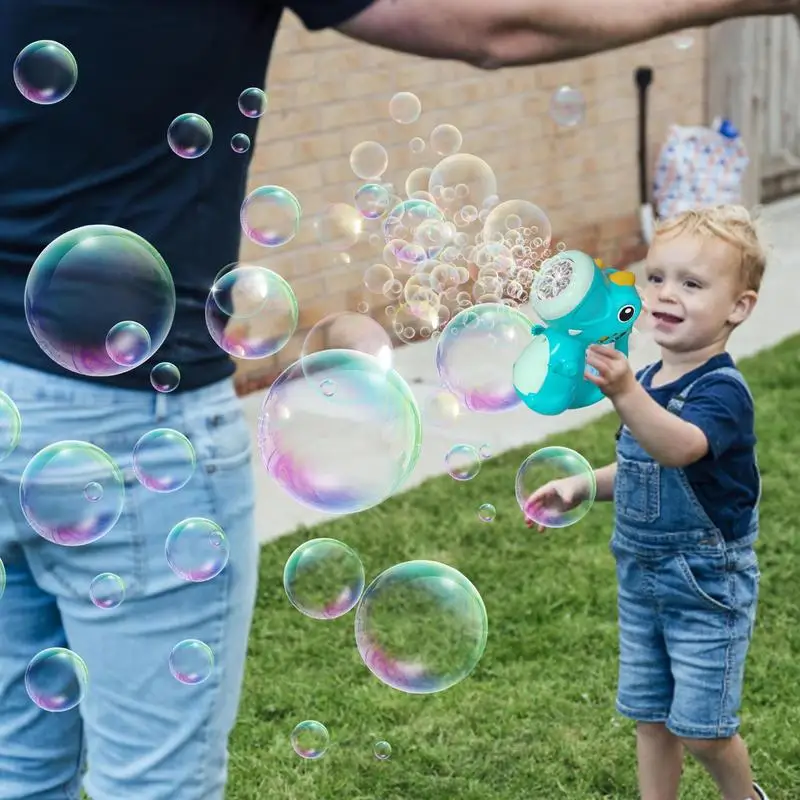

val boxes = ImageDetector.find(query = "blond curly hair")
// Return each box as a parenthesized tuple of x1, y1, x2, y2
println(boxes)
(654, 205, 767, 293)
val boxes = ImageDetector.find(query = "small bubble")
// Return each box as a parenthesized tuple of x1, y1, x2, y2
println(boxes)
(373, 740, 392, 760)
(238, 87, 267, 118)
(83, 481, 103, 502)
(389, 92, 421, 124)
(231, 133, 251, 153)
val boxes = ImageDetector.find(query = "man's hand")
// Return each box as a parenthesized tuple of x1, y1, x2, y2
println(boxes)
(584, 345, 636, 399)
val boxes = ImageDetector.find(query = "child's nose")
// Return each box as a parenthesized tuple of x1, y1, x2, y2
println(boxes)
(657, 281, 678, 302)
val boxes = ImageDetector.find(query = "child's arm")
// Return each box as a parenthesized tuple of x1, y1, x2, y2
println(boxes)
(612, 384, 708, 467)
(585, 345, 709, 468)
(593, 462, 617, 502)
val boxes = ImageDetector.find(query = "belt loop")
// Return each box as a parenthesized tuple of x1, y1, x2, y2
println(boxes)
(154, 391, 168, 423)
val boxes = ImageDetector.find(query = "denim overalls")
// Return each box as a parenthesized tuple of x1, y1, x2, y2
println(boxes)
(610, 363, 761, 740)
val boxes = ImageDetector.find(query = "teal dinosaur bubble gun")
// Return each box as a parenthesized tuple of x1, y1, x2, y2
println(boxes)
(512, 250, 642, 416)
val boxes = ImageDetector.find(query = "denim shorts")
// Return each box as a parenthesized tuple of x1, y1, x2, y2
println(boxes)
(610, 528, 760, 739)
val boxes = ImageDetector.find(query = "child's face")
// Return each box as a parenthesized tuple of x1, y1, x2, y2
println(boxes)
(641, 231, 755, 353)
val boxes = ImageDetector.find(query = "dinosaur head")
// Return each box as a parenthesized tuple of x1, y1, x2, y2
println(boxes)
(527, 250, 641, 344)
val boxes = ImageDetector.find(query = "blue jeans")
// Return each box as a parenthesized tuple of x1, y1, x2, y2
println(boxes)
(0, 360, 258, 799)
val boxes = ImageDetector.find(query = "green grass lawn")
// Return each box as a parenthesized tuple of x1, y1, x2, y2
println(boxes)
(227, 335, 800, 799)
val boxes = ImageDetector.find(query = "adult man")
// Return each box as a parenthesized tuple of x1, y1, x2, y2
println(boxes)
(0, 1, 795, 798)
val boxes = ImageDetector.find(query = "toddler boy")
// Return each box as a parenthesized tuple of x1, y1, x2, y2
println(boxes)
(527, 205, 768, 800)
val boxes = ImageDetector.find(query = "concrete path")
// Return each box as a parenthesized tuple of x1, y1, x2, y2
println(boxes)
(244, 195, 800, 544)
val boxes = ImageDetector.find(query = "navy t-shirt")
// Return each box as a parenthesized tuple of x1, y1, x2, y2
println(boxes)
(0, 0, 373, 391)
(617, 352, 760, 540)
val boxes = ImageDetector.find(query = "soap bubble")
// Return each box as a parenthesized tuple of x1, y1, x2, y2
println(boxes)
(13, 40, 77, 105)
(373, 740, 392, 760)
(482, 200, 552, 259)
(167, 113, 213, 159)
(673, 32, 695, 50)
(516, 446, 596, 528)
(89, 572, 126, 609)
(205, 263, 298, 359)
(301, 311, 393, 372)
(165, 517, 230, 582)
(549, 86, 586, 127)
(355, 183, 391, 220)
(0, 390, 22, 462)
(291, 720, 329, 759)
(238, 87, 267, 118)
(313, 203, 363, 251)
(355, 560, 488, 694)
(383, 199, 447, 261)
(83, 481, 103, 502)
(241, 185, 301, 248)
(20, 441, 125, 546)
(0, 557, 5, 601)
(423, 389, 469, 431)
(283, 538, 365, 619)
(132, 428, 196, 493)
(436, 304, 533, 412)
(169, 639, 214, 685)
(231, 133, 251, 153)
(409, 137, 425, 154)
(389, 92, 421, 124)
(445, 444, 481, 481)
(429, 124, 463, 156)
(477, 503, 496, 522)
(105, 320, 151, 368)
(428, 154, 498, 214)
(25, 647, 89, 712)
(25, 225, 176, 377)
(350, 141, 388, 180)
(363, 264, 395, 294)
(405, 166, 432, 198)
(150, 362, 181, 393)
(259, 350, 421, 515)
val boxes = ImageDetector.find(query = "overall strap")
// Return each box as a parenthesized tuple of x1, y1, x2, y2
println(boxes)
(637, 361, 661, 385)
(667, 365, 752, 414)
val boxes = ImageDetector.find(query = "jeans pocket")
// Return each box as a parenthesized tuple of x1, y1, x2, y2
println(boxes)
(675, 551, 758, 615)
(614, 455, 660, 523)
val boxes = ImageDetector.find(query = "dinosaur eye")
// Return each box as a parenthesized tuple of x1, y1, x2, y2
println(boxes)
(618, 305, 635, 323)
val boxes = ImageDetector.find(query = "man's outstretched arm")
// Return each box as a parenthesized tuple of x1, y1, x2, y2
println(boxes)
(337, 0, 799, 69)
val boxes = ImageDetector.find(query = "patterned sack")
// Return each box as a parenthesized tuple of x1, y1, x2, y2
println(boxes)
(652, 120, 749, 221)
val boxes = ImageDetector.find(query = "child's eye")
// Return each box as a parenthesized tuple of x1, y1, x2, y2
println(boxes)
(646, 274, 662, 283)
(684, 280, 701, 289)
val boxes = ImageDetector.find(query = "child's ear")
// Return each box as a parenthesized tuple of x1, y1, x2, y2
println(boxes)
(728, 289, 758, 325)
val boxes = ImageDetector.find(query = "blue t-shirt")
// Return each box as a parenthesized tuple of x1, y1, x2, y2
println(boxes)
(0, 0, 373, 392)
(617, 352, 759, 540)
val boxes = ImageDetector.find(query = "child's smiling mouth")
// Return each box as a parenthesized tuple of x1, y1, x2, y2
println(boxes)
(652, 311, 684, 324)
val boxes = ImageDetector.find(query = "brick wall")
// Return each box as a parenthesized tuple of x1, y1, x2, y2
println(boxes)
(234, 15, 707, 395)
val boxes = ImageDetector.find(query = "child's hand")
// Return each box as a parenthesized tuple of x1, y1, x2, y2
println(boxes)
(524, 477, 586, 532)
(584, 345, 636, 399)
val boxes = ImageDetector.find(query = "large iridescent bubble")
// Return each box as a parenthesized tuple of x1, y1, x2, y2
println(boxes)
(355, 560, 488, 694)
(24, 226, 175, 377)
(258, 350, 421, 515)
(19, 441, 125, 546)
(436, 303, 534, 412)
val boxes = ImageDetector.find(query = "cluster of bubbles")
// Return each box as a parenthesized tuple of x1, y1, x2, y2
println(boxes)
(13, 428, 229, 708)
